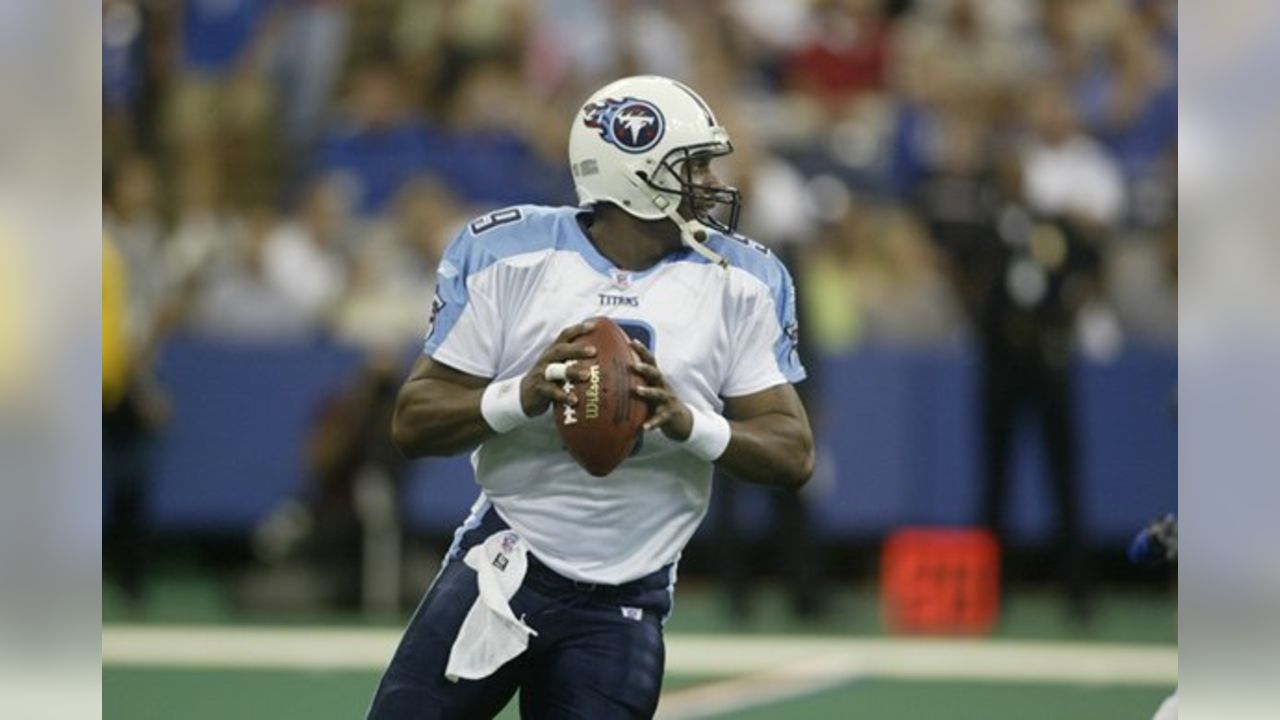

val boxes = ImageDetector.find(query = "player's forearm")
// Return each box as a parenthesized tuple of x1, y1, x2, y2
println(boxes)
(391, 379, 495, 458)
(716, 413, 815, 489)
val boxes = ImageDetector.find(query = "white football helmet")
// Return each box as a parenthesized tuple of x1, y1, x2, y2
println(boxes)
(568, 75, 740, 267)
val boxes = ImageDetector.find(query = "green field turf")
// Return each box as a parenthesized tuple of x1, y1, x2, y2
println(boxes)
(103, 572, 1175, 719)
(103, 668, 720, 719)
(103, 666, 1173, 720)
(689, 678, 1173, 720)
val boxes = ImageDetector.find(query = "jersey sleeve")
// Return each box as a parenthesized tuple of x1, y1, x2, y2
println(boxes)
(422, 226, 503, 378)
(721, 259, 807, 398)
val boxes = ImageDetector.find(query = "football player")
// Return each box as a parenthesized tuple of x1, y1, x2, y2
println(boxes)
(367, 75, 814, 719)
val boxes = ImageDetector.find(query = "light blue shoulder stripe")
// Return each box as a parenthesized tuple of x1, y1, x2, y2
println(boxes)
(705, 233, 807, 384)
(423, 205, 578, 355)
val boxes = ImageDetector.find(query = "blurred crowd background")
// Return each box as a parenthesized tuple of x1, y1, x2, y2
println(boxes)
(102, 0, 1176, 621)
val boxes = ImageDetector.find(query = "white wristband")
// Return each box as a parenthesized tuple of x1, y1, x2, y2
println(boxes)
(683, 406, 732, 462)
(480, 376, 531, 434)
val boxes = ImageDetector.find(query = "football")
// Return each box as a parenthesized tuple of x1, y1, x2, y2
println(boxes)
(552, 317, 649, 476)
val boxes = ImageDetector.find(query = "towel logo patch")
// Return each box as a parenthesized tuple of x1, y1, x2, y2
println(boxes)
(491, 532, 520, 571)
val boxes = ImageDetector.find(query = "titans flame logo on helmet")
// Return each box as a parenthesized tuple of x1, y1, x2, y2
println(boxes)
(582, 97, 665, 154)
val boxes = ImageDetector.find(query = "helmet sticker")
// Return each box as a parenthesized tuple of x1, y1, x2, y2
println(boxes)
(582, 97, 665, 154)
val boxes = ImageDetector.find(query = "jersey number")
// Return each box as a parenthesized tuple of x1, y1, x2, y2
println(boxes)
(615, 321, 655, 457)
(469, 208, 523, 235)
(730, 233, 771, 255)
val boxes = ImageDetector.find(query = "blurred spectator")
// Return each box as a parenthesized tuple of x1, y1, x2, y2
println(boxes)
(268, 0, 350, 148)
(434, 60, 573, 207)
(524, 0, 618, 92)
(785, 0, 891, 117)
(740, 154, 821, 248)
(885, 50, 950, 198)
(1021, 80, 1125, 229)
(985, 153, 1104, 620)
(166, 156, 243, 302)
(189, 207, 329, 341)
(316, 60, 443, 217)
(893, 0, 1033, 103)
(103, 235, 131, 412)
(724, 0, 811, 67)
(103, 229, 158, 607)
(103, 1, 146, 136)
(103, 0, 165, 168)
(802, 194, 963, 353)
(1089, 15, 1176, 215)
(1133, 0, 1176, 61)
(429, 0, 530, 62)
(333, 179, 464, 354)
(619, 0, 695, 80)
(885, 0, 1031, 201)
(907, 82, 1001, 315)
(103, 161, 173, 606)
(1034, 0, 1107, 88)
(261, 180, 351, 324)
(103, 155, 168, 354)
(166, 0, 279, 208)
(176, 0, 276, 75)
(393, 0, 532, 105)
(266, 0, 354, 186)
(802, 198, 868, 355)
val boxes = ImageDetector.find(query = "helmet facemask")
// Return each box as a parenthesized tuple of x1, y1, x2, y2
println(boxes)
(641, 143, 742, 237)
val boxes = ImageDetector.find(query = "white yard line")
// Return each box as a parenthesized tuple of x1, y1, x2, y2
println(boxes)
(664, 635, 1178, 685)
(104, 625, 400, 672)
(103, 624, 1175, 684)
(654, 637, 1177, 719)
(656, 654, 872, 719)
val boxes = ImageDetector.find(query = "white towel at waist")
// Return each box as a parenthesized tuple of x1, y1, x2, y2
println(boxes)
(444, 530, 539, 682)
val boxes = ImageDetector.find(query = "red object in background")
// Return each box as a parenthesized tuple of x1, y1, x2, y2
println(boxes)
(881, 527, 1000, 634)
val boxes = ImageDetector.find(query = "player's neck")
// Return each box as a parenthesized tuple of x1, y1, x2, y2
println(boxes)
(586, 207, 683, 272)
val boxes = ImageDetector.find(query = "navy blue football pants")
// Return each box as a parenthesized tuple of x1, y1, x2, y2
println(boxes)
(367, 507, 673, 719)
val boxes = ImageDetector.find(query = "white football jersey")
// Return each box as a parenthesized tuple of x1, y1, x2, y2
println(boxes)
(424, 205, 805, 584)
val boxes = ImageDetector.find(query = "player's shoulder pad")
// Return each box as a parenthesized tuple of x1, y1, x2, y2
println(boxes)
(705, 230, 794, 300)
(441, 204, 573, 279)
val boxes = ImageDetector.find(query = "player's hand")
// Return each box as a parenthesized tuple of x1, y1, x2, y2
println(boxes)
(521, 321, 598, 417)
(629, 339, 693, 442)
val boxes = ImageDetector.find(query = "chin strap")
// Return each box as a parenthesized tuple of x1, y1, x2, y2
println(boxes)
(624, 164, 729, 269)
(649, 190, 728, 269)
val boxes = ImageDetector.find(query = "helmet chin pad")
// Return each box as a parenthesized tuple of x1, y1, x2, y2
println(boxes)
(676, 217, 728, 268)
